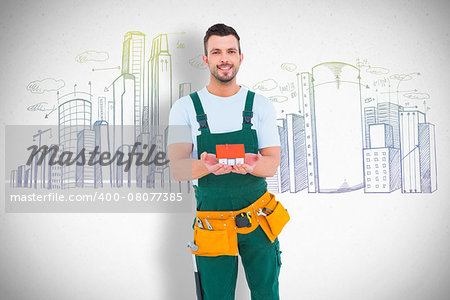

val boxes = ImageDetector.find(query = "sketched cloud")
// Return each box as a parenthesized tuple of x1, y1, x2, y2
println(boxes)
(403, 92, 430, 100)
(281, 63, 297, 72)
(366, 67, 389, 75)
(253, 79, 277, 91)
(189, 54, 207, 69)
(390, 73, 413, 81)
(27, 78, 65, 94)
(75, 50, 109, 63)
(240, 84, 251, 90)
(268, 95, 288, 103)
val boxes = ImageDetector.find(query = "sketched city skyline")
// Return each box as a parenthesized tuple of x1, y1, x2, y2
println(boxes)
(267, 60, 437, 194)
(9, 32, 438, 195)
(11, 31, 186, 192)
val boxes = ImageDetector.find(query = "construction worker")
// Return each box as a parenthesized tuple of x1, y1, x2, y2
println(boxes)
(168, 23, 286, 300)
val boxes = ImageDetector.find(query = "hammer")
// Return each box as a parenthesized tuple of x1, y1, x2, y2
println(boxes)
(187, 241, 203, 300)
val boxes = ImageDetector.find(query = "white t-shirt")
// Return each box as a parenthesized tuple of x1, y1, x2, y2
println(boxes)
(168, 86, 280, 158)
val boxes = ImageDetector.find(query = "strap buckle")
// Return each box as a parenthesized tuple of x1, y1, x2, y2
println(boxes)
(196, 114, 208, 131)
(242, 111, 253, 125)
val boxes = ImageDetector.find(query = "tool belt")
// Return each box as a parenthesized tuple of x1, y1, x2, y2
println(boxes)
(191, 191, 290, 257)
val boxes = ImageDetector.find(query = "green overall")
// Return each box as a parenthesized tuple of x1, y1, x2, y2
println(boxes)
(190, 90, 282, 300)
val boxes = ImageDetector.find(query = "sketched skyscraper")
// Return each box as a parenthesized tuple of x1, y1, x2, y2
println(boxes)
(301, 72, 319, 192)
(286, 114, 307, 193)
(112, 74, 136, 145)
(93, 120, 112, 188)
(364, 107, 377, 148)
(98, 96, 106, 121)
(148, 34, 172, 188)
(399, 110, 424, 193)
(58, 98, 92, 189)
(377, 102, 403, 149)
(111, 73, 135, 186)
(418, 123, 437, 193)
(363, 124, 401, 193)
(122, 31, 145, 136)
(178, 83, 191, 101)
(76, 129, 95, 188)
(25, 168, 31, 188)
(17, 165, 25, 188)
(399, 110, 436, 193)
(47, 144, 62, 189)
(310, 62, 364, 192)
(149, 34, 172, 135)
(267, 118, 290, 194)
(10, 170, 16, 188)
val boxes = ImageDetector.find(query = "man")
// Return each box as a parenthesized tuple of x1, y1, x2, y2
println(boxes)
(168, 23, 283, 300)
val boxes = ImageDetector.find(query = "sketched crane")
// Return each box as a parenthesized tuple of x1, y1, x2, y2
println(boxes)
(31, 128, 53, 189)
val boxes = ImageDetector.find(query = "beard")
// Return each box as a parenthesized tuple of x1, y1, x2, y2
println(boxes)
(210, 64, 239, 83)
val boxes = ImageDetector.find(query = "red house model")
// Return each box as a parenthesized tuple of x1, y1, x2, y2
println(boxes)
(216, 144, 245, 166)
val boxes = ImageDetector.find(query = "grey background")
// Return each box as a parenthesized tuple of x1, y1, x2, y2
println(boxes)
(1, 0, 450, 299)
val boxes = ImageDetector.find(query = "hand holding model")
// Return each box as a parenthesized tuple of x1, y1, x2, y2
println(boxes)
(200, 151, 262, 175)
(200, 151, 232, 175)
(232, 153, 262, 174)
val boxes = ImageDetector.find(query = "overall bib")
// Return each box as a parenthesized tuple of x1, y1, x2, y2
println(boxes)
(190, 90, 282, 300)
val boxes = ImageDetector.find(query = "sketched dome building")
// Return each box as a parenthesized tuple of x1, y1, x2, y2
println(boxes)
(311, 62, 364, 192)
(58, 97, 92, 189)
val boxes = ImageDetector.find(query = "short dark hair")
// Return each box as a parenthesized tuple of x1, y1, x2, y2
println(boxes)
(203, 23, 241, 55)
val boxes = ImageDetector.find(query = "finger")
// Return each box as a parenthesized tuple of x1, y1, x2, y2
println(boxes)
(210, 163, 225, 173)
(233, 164, 246, 174)
(216, 168, 231, 175)
(209, 162, 225, 171)
(222, 164, 233, 173)
(241, 164, 252, 172)
(213, 164, 231, 174)
(214, 164, 226, 172)
(200, 152, 207, 161)
(234, 164, 243, 173)
(214, 167, 232, 175)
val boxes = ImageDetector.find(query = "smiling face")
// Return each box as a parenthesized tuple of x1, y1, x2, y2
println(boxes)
(203, 35, 243, 84)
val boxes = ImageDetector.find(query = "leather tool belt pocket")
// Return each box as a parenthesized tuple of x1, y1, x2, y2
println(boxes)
(191, 191, 290, 256)
(264, 200, 290, 238)
(193, 216, 238, 257)
(256, 192, 291, 243)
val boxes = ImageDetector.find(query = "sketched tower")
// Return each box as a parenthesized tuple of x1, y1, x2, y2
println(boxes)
(267, 118, 290, 194)
(122, 31, 145, 136)
(149, 34, 172, 134)
(111, 73, 136, 187)
(363, 106, 377, 148)
(310, 62, 364, 192)
(17, 165, 26, 188)
(286, 114, 308, 192)
(377, 102, 403, 149)
(148, 34, 172, 188)
(399, 111, 437, 193)
(76, 129, 95, 188)
(47, 144, 62, 189)
(363, 124, 401, 193)
(58, 97, 92, 189)
(93, 120, 112, 188)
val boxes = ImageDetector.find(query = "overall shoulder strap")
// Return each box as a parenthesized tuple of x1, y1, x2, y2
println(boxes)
(189, 92, 210, 133)
(242, 90, 255, 129)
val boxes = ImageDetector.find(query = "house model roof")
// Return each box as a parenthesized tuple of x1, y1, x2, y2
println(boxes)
(216, 144, 245, 159)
